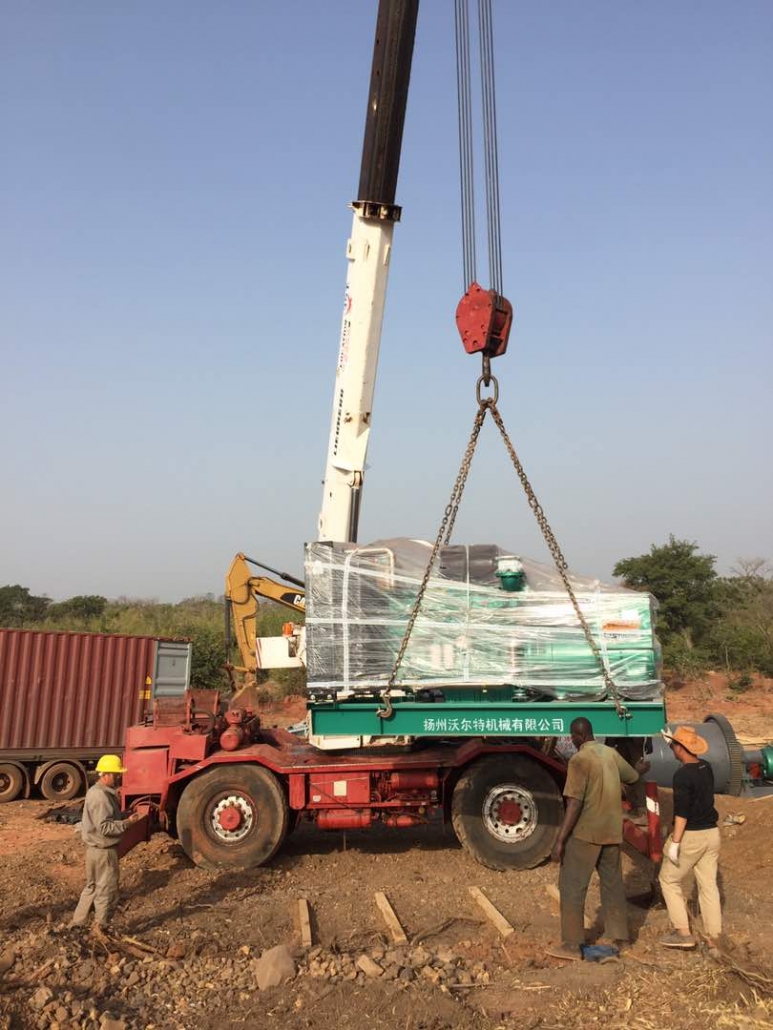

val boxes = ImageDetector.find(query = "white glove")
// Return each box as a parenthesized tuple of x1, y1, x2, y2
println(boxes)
(666, 841, 680, 865)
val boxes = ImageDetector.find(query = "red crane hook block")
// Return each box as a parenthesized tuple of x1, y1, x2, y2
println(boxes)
(456, 282, 513, 358)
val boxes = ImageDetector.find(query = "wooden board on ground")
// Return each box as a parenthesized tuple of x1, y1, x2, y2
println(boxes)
(374, 891, 408, 944)
(468, 886, 514, 938)
(298, 898, 313, 948)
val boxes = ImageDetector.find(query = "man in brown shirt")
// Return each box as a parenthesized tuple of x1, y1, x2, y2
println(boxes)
(548, 717, 648, 961)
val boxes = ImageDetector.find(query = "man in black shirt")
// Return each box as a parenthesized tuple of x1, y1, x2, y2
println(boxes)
(658, 726, 721, 950)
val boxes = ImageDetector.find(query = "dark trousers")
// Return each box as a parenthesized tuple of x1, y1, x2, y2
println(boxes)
(559, 836, 629, 946)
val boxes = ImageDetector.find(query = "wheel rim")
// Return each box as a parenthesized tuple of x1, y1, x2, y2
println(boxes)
(0, 766, 22, 800)
(481, 784, 538, 843)
(50, 771, 74, 794)
(205, 792, 256, 845)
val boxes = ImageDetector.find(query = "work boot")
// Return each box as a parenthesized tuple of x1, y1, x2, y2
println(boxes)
(659, 931, 696, 949)
(546, 943, 582, 962)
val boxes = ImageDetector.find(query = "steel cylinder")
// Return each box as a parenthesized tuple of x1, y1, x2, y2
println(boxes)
(381, 813, 422, 827)
(645, 714, 743, 795)
(316, 809, 372, 830)
(219, 726, 245, 752)
(388, 771, 439, 791)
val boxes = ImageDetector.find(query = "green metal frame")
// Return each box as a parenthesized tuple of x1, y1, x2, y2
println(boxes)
(309, 698, 667, 739)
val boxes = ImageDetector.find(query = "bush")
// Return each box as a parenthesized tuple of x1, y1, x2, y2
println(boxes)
(271, 666, 307, 697)
(728, 672, 753, 694)
(662, 637, 709, 679)
(706, 580, 773, 676)
(181, 622, 230, 692)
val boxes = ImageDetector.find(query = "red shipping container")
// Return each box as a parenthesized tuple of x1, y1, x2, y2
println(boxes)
(0, 629, 191, 773)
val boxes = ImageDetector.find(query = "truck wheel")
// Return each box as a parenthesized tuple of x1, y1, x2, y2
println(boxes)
(177, 765, 289, 871)
(39, 763, 83, 802)
(0, 763, 25, 803)
(452, 755, 562, 870)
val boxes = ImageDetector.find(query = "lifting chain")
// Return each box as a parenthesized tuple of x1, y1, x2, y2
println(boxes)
(486, 398, 627, 719)
(378, 397, 489, 719)
(378, 372, 628, 721)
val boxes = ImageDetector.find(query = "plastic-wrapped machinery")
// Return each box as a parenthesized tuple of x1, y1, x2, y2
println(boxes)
(305, 538, 662, 702)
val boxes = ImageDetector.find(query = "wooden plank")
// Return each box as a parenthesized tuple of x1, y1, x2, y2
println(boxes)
(298, 898, 313, 948)
(374, 891, 408, 945)
(468, 886, 514, 938)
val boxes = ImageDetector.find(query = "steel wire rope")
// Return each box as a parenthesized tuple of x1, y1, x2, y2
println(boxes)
(377, 4, 627, 722)
(455, 0, 476, 289)
(478, 0, 503, 295)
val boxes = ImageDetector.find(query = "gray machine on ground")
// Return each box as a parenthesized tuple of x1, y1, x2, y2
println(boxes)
(647, 713, 773, 798)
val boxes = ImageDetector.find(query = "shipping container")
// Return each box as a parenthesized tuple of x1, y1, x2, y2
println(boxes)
(0, 629, 191, 803)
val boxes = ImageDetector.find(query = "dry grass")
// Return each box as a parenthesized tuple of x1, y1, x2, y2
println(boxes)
(538, 952, 773, 1030)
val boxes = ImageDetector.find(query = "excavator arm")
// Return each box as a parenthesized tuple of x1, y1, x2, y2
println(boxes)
(224, 553, 305, 697)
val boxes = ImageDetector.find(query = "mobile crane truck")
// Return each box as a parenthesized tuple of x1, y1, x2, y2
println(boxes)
(120, 0, 671, 872)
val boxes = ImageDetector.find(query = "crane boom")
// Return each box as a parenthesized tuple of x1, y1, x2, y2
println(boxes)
(317, 0, 419, 543)
(227, 3, 419, 693)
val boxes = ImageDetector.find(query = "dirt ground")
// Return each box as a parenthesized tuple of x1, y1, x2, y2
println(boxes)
(665, 672, 773, 744)
(1, 678, 772, 1030)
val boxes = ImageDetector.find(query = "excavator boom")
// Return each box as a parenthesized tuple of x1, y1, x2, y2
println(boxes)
(224, 554, 305, 695)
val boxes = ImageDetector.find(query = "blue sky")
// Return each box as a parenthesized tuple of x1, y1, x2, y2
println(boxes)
(1, 1, 771, 602)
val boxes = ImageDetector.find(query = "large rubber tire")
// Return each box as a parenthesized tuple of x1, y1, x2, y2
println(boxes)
(176, 765, 289, 872)
(39, 762, 84, 802)
(452, 754, 562, 870)
(0, 763, 25, 803)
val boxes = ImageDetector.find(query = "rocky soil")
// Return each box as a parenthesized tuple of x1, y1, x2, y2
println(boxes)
(1, 679, 772, 1030)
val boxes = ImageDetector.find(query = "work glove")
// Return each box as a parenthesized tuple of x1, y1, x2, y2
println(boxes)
(666, 840, 680, 865)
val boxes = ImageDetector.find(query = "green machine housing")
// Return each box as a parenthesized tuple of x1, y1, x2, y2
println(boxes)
(304, 539, 666, 740)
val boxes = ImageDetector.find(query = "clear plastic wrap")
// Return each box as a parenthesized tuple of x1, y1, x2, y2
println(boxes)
(305, 538, 662, 702)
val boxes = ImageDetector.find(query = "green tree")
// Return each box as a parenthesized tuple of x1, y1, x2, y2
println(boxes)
(613, 536, 717, 647)
(708, 561, 773, 674)
(0, 584, 50, 627)
(179, 622, 230, 691)
(47, 595, 108, 622)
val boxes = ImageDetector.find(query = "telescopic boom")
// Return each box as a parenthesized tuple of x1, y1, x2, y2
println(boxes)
(317, 0, 419, 544)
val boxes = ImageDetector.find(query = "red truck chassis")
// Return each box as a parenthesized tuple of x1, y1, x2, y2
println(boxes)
(120, 691, 662, 872)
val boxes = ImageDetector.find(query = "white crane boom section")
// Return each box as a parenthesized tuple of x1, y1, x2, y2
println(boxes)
(318, 208, 395, 543)
(251, 0, 418, 680)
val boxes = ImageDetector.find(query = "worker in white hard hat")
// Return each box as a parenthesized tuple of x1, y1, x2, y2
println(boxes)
(70, 754, 142, 933)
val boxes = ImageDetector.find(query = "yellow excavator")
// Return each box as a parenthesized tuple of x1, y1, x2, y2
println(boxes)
(224, 553, 305, 701)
